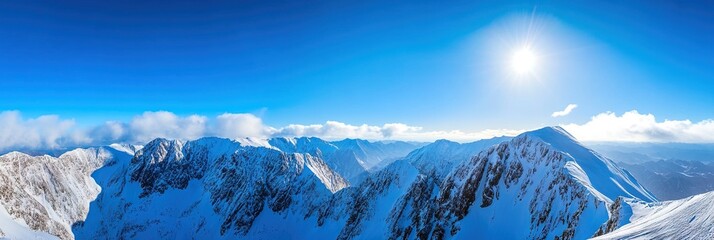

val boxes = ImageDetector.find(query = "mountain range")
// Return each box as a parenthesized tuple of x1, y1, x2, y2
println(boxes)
(0, 127, 711, 239)
(589, 143, 714, 201)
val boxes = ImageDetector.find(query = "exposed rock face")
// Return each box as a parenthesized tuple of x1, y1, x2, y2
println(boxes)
(386, 135, 609, 240)
(0, 147, 133, 240)
(206, 149, 347, 235)
(74, 137, 349, 239)
(592, 197, 627, 238)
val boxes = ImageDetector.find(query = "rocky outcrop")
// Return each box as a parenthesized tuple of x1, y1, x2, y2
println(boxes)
(0, 147, 133, 240)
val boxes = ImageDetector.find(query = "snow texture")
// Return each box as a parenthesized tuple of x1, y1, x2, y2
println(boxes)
(593, 191, 714, 239)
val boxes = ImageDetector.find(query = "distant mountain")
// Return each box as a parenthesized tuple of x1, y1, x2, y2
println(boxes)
(587, 142, 714, 164)
(269, 137, 423, 183)
(330, 139, 426, 170)
(587, 142, 714, 201)
(618, 159, 714, 200)
(593, 191, 714, 239)
(405, 137, 511, 180)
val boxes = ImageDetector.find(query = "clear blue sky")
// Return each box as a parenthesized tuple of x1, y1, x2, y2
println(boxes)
(0, 0, 712, 131)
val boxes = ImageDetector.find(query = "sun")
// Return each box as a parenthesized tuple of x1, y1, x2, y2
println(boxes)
(510, 47, 537, 75)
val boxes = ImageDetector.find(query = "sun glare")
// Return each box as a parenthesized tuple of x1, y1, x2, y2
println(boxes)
(511, 47, 537, 75)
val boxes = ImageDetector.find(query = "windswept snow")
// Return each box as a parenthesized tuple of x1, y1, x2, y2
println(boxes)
(593, 191, 714, 240)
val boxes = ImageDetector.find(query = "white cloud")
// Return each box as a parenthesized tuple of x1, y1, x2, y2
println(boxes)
(381, 128, 524, 142)
(272, 121, 521, 142)
(381, 123, 422, 138)
(0, 111, 88, 151)
(561, 110, 714, 143)
(552, 104, 578, 117)
(214, 113, 270, 139)
(0, 110, 526, 151)
(90, 121, 129, 144)
(274, 121, 385, 139)
(129, 111, 208, 143)
(2, 109, 712, 152)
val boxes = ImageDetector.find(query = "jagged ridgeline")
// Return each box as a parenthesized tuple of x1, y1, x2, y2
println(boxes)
(1, 127, 711, 239)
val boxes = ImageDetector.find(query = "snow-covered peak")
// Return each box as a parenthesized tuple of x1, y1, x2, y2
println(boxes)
(523, 126, 577, 141)
(265, 137, 421, 183)
(108, 143, 143, 156)
(517, 127, 656, 202)
(268, 137, 338, 156)
(233, 137, 272, 148)
(330, 138, 422, 170)
(0, 151, 35, 160)
(432, 138, 459, 145)
(406, 136, 511, 179)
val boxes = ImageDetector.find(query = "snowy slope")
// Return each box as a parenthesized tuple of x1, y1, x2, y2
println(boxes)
(593, 191, 714, 239)
(0, 205, 59, 240)
(0, 146, 134, 240)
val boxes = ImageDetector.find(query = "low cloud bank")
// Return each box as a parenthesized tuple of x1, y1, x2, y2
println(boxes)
(561, 110, 714, 143)
(1, 109, 711, 151)
(0, 111, 521, 151)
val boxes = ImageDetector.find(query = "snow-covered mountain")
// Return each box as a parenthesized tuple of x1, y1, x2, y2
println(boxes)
(588, 142, 714, 164)
(405, 137, 511, 180)
(71, 127, 658, 239)
(590, 142, 714, 201)
(0, 146, 135, 240)
(268, 137, 423, 183)
(619, 159, 714, 200)
(7, 126, 714, 239)
(330, 139, 425, 170)
(385, 127, 655, 239)
(593, 191, 714, 239)
(73, 137, 349, 239)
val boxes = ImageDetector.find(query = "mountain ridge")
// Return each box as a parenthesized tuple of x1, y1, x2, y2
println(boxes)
(3, 126, 709, 240)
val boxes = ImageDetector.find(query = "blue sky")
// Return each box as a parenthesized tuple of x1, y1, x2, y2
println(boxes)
(0, 1, 713, 147)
